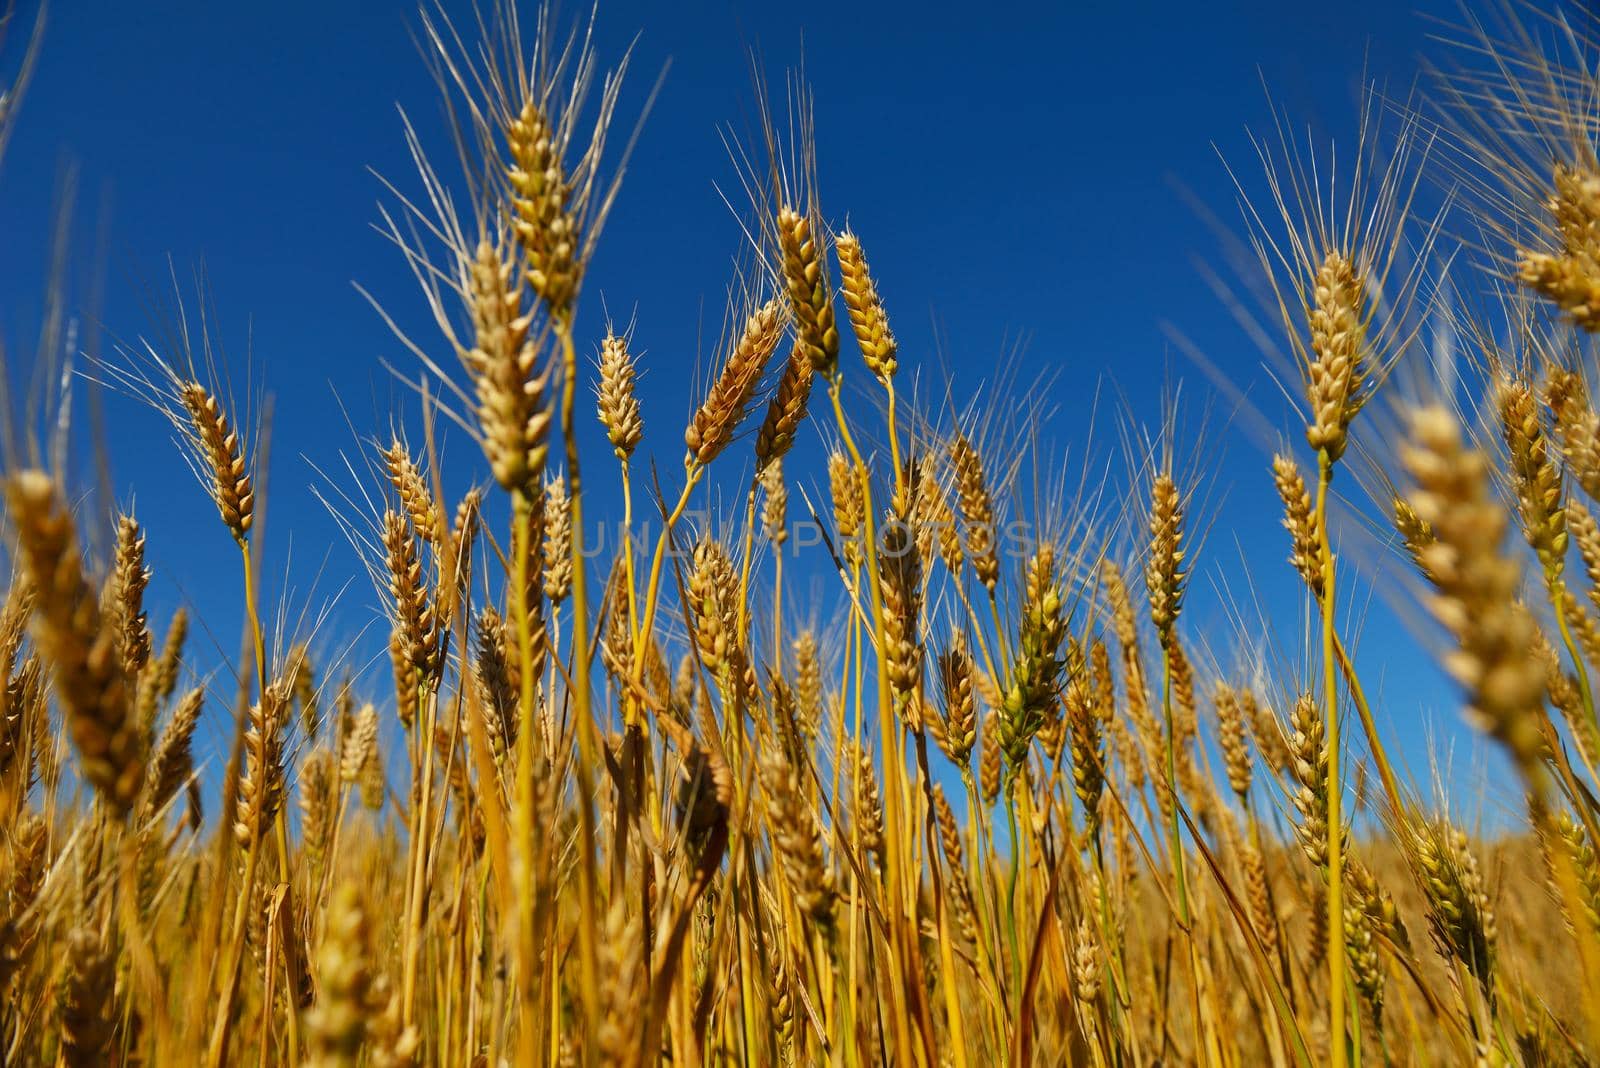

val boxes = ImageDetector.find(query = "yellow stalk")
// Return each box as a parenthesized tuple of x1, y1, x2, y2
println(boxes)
(556, 321, 603, 1051)
(1317, 450, 1347, 1068)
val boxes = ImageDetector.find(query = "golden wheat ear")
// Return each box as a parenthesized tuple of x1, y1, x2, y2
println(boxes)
(461, 237, 554, 496)
(684, 296, 787, 469)
(595, 331, 643, 462)
(755, 344, 814, 471)
(6, 471, 144, 814)
(777, 206, 840, 380)
(1402, 405, 1548, 781)
(381, 438, 441, 545)
(1144, 474, 1186, 650)
(178, 382, 255, 544)
(759, 749, 836, 934)
(949, 434, 1000, 593)
(834, 229, 897, 384)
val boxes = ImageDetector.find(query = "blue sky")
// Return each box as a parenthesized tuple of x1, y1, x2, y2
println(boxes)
(1, 1, 1523, 818)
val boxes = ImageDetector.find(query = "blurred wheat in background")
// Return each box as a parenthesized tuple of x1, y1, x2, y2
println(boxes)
(4, 1, 1600, 1064)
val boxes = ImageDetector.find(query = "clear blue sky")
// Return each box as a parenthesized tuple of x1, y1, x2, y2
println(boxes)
(2, 1, 1521, 818)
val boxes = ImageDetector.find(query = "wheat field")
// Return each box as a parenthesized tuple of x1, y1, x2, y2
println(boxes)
(4, 1, 1600, 1065)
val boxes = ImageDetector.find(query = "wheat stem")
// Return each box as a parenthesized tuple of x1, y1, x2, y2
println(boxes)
(556, 321, 603, 1055)
(1316, 450, 1347, 1068)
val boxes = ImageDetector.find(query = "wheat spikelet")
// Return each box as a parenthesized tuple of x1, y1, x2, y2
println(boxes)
(834, 230, 897, 382)
(299, 750, 334, 878)
(340, 703, 378, 788)
(1107, 710, 1145, 796)
(1067, 670, 1105, 839)
(1145, 474, 1186, 648)
(507, 95, 579, 316)
(1, 812, 48, 987)
(234, 681, 288, 848)
(596, 332, 643, 461)
(688, 537, 738, 679)
(930, 786, 966, 880)
(1412, 820, 1496, 987)
(453, 487, 482, 555)
(144, 686, 203, 818)
(0, 582, 29, 676)
(1304, 251, 1369, 461)
(1571, 500, 1600, 598)
(359, 734, 386, 813)
(460, 239, 553, 494)
(1552, 810, 1600, 936)
(108, 513, 153, 676)
(935, 639, 978, 767)
(792, 631, 823, 741)
(1546, 367, 1600, 501)
(179, 381, 255, 542)
(949, 434, 999, 591)
(0, 655, 42, 790)
(1272, 454, 1322, 595)
(382, 509, 442, 682)
(381, 439, 439, 544)
(290, 645, 322, 744)
(1543, 637, 1597, 769)
(932, 787, 978, 945)
(906, 453, 939, 565)
(540, 475, 572, 603)
(878, 502, 924, 708)
(1519, 164, 1600, 330)
(923, 471, 963, 578)
(1342, 861, 1392, 1025)
(137, 606, 188, 729)
(0, 589, 32, 774)
(6, 471, 143, 813)
(1212, 682, 1252, 802)
(1233, 690, 1283, 779)
(1562, 587, 1600, 668)
(777, 207, 839, 378)
(754, 344, 815, 472)
(1240, 842, 1279, 959)
(1100, 560, 1137, 649)
(1288, 693, 1331, 868)
(1402, 406, 1547, 777)
(1498, 376, 1568, 575)
(761, 750, 834, 932)
(761, 460, 789, 546)
(1393, 496, 1436, 579)
(999, 546, 1067, 777)
(684, 298, 786, 467)
(828, 450, 864, 569)
(781, 962, 810, 1066)
(1090, 638, 1116, 729)
(1169, 641, 1199, 769)
(389, 631, 418, 730)
(1073, 917, 1102, 1006)
(473, 607, 519, 762)
(848, 740, 885, 867)
(1305, 882, 1330, 974)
